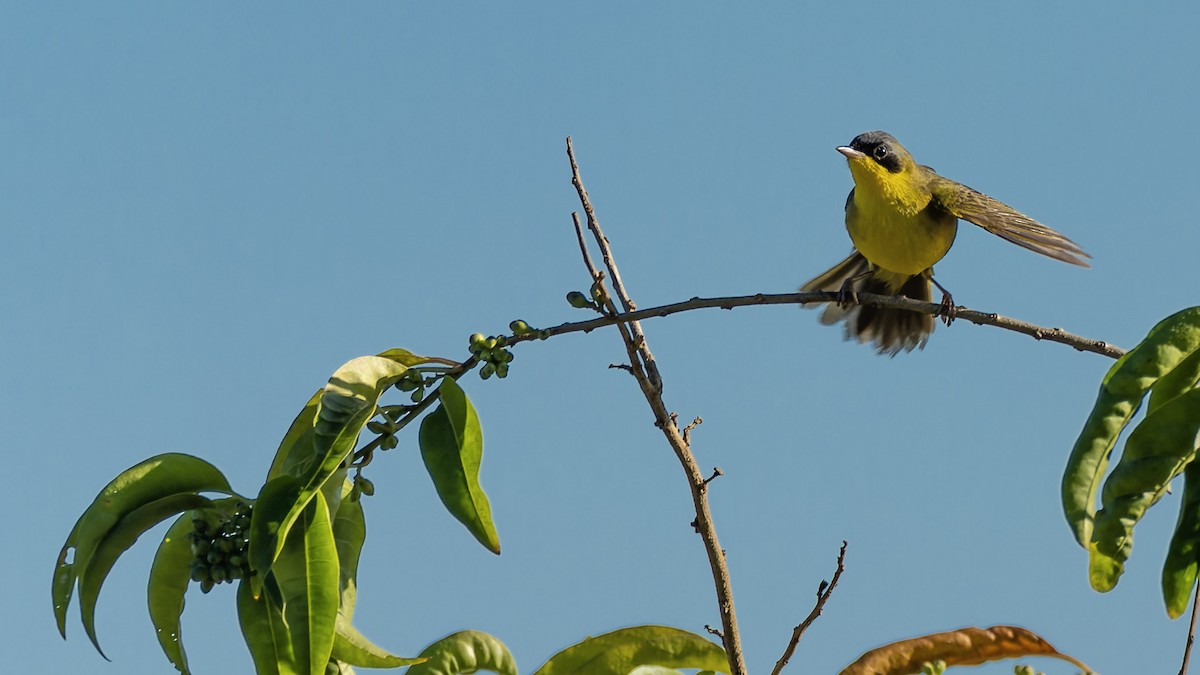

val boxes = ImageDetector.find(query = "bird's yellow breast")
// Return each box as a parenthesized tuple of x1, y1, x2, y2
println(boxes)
(844, 163, 958, 277)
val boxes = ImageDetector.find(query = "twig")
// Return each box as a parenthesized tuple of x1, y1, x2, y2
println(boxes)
(568, 138, 663, 392)
(770, 541, 848, 675)
(1180, 581, 1200, 675)
(567, 136, 748, 675)
(508, 292, 1124, 360)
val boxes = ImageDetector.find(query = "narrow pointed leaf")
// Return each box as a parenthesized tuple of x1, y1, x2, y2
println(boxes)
(79, 493, 214, 658)
(838, 625, 1092, 675)
(249, 475, 303, 590)
(407, 630, 516, 675)
(272, 489, 339, 675)
(331, 486, 365, 621)
(332, 618, 427, 668)
(531, 626, 729, 675)
(377, 348, 446, 368)
(238, 577, 299, 675)
(1089, 388, 1200, 591)
(1063, 307, 1200, 546)
(54, 453, 231, 637)
(268, 390, 323, 481)
(419, 378, 500, 554)
(1164, 461, 1200, 618)
(262, 357, 407, 576)
(148, 513, 202, 675)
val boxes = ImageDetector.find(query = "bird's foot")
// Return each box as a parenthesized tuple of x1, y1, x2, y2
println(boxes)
(836, 279, 859, 308)
(935, 292, 957, 326)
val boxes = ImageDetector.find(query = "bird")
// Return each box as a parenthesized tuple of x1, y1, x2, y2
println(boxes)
(800, 131, 1089, 355)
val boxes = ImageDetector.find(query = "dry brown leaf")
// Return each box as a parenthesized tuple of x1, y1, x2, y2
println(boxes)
(839, 625, 1093, 675)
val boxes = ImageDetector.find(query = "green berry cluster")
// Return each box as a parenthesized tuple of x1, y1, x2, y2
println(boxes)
(393, 370, 426, 403)
(188, 504, 253, 593)
(365, 417, 400, 449)
(468, 333, 513, 380)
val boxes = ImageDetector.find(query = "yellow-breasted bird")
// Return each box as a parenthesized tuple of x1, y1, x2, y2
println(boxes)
(801, 131, 1089, 355)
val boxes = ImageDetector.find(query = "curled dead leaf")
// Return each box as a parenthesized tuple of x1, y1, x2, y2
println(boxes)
(839, 625, 1093, 675)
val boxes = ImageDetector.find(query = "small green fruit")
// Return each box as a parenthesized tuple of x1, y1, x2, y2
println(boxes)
(509, 319, 530, 334)
(359, 477, 376, 496)
(469, 333, 486, 347)
(566, 291, 593, 308)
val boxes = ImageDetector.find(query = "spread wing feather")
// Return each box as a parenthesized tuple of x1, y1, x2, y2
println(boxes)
(928, 174, 1090, 267)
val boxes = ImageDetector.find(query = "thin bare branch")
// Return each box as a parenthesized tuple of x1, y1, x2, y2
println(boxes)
(510, 291, 1125, 360)
(771, 541, 848, 675)
(568, 137, 663, 392)
(567, 136, 747, 675)
(1180, 581, 1200, 675)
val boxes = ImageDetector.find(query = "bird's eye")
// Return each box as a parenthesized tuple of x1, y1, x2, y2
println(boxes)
(873, 145, 889, 161)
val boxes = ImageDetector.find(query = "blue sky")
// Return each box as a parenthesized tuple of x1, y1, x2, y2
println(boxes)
(4, 3, 1198, 674)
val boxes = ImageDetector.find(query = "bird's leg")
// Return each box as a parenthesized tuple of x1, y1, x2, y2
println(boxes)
(931, 276, 956, 326)
(836, 270, 873, 308)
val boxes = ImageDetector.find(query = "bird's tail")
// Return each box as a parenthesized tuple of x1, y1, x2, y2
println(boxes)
(800, 250, 934, 356)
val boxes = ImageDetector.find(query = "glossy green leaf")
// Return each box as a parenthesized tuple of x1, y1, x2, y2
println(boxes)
(407, 630, 517, 675)
(54, 453, 231, 638)
(79, 493, 214, 658)
(238, 576, 298, 675)
(272, 489, 339, 675)
(419, 378, 500, 554)
(532, 625, 730, 675)
(628, 667, 684, 675)
(148, 513, 201, 674)
(268, 389, 323, 481)
(1164, 461, 1200, 618)
(1063, 307, 1200, 546)
(260, 357, 407, 578)
(1089, 388, 1200, 591)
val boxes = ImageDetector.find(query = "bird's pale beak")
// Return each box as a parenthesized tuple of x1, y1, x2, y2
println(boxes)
(837, 146, 866, 160)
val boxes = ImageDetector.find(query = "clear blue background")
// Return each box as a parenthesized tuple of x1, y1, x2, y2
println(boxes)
(3, 3, 1195, 673)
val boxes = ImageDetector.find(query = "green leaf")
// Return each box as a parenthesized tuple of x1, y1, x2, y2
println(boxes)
(272, 489, 340, 675)
(1150, 348, 1200, 414)
(531, 625, 730, 675)
(258, 357, 407, 578)
(1062, 307, 1200, 546)
(238, 576, 299, 675)
(377, 348, 444, 368)
(331, 618, 426, 668)
(268, 389, 324, 481)
(249, 475, 304, 591)
(1164, 461, 1200, 618)
(628, 667, 684, 675)
(53, 453, 232, 638)
(148, 498, 246, 673)
(79, 492, 214, 658)
(331, 483, 366, 622)
(419, 378, 500, 554)
(148, 514, 198, 674)
(1089, 388, 1200, 591)
(407, 631, 517, 675)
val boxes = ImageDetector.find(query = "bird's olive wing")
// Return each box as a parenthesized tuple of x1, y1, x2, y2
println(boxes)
(928, 175, 1090, 267)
